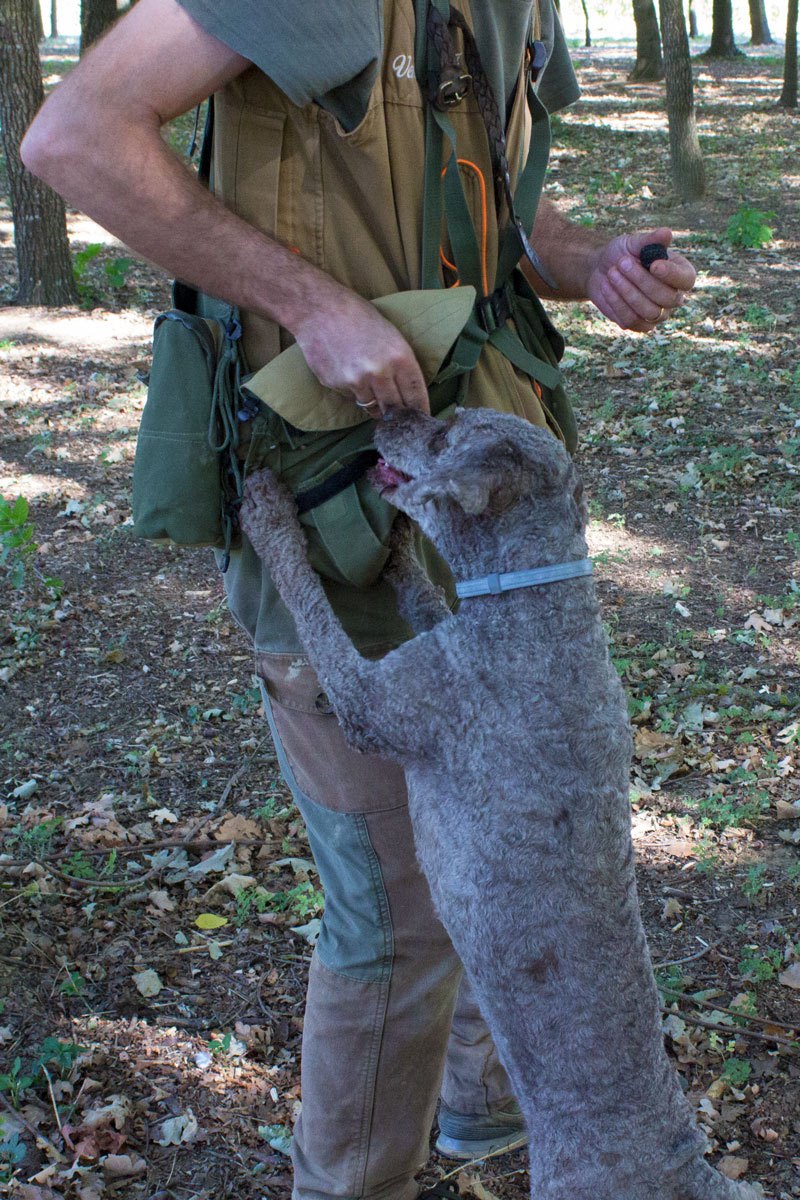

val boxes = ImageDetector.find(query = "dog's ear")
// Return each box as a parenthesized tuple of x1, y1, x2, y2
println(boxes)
(443, 472, 493, 515)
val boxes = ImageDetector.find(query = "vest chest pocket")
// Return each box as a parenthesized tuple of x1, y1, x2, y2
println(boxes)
(223, 108, 285, 238)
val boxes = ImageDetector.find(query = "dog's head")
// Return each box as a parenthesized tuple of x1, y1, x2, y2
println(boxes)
(371, 408, 574, 514)
(370, 408, 587, 565)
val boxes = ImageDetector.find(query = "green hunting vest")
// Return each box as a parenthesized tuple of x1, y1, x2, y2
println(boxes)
(211, 0, 574, 655)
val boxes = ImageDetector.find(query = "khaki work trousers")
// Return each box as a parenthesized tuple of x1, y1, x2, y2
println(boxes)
(257, 653, 514, 1200)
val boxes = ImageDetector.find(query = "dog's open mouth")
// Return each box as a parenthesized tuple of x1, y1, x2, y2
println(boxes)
(369, 458, 412, 495)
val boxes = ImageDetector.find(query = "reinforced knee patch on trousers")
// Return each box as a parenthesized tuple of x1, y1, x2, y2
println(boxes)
(260, 685, 394, 981)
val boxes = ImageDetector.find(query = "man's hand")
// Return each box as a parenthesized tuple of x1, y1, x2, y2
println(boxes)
(524, 204, 697, 334)
(586, 227, 696, 333)
(292, 284, 430, 417)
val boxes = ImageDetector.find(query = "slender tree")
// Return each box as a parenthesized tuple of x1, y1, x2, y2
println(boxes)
(0, 0, 78, 304)
(629, 0, 664, 80)
(80, 0, 117, 53)
(779, 0, 798, 106)
(32, 0, 43, 39)
(703, 0, 744, 56)
(748, 0, 773, 43)
(50, 0, 57, 36)
(688, 2, 698, 37)
(658, 0, 706, 199)
(579, 0, 591, 46)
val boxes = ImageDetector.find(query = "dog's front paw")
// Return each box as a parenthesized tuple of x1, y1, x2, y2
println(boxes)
(240, 469, 299, 547)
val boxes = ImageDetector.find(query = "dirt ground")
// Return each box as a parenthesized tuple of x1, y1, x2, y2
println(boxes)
(1, 38, 799, 1200)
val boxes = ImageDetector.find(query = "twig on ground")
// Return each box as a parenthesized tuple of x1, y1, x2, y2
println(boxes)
(668, 1011, 799, 1050)
(653, 942, 716, 969)
(40, 1063, 63, 1137)
(175, 940, 235, 954)
(678, 993, 799, 1034)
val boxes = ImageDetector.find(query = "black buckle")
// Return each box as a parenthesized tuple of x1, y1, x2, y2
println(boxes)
(476, 286, 511, 334)
(436, 67, 472, 109)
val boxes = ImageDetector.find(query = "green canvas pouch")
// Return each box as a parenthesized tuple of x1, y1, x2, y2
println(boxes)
(506, 270, 577, 453)
(132, 307, 244, 550)
(241, 288, 476, 588)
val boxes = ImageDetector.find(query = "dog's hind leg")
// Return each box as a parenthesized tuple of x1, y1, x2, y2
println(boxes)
(383, 517, 452, 635)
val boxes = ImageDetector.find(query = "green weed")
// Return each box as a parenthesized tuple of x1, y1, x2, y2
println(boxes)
(738, 946, 782, 983)
(0, 1132, 26, 1183)
(726, 207, 776, 249)
(73, 243, 133, 306)
(742, 864, 768, 900)
(0, 496, 36, 589)
(0, 1059, 35, 1108)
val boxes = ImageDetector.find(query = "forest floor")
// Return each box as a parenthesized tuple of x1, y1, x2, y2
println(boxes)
(1, 37, 799, 1200)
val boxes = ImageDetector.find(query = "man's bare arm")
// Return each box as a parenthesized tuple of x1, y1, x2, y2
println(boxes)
(21, 0, 428, 415)
(522, 198, 697, 334)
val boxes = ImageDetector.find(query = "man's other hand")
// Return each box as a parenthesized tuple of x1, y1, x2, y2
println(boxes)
(586, 228, 697, 333)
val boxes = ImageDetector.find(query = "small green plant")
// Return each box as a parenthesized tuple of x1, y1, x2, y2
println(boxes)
(726, 207, 775, 249)
(0, 496, 36, 589)
(742, 863, 768, 900)
(721, 1056, 752, 1087)
(63, 850, 98, 880)
(738, 946, 782, 983)
(8, 817, 63, 857)
(234, 886, 271, 927)
(208, 1030, 232, 1055)
(0, 1132, 26, 1183)
(0, 1059, 36, 1108)
(37, 1037, 85, 1078)
(655, 965, 687, 1004)
(73, 243, 133, 304)
(730, 992, 757, 1025)
(58, 969, 86, 997)
(272, 882, 325, 920)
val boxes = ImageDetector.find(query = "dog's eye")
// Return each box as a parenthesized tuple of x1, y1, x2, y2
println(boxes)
(429, 426, 450, 454)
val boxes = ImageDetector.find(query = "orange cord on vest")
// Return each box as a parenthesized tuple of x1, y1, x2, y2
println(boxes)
(439, 159, 489, 297)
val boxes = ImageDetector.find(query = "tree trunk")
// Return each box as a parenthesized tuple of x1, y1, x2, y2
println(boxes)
(779, 0, 798, 106)
(704, 0, 744, 56)
(658, 0, 706, 199)
(32, 0, 43, 39)
(0, 0, 78, 304)
(580, 0, 591, 46)
(629, 0, 664, 80)
(688, 2, 698, 37)
(80, 0, 117, 53)
(50, 0, 57, 36)
(748, 0, 773, 43)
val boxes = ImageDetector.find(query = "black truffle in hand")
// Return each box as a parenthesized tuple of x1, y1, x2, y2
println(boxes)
(640, 243, 669, 271)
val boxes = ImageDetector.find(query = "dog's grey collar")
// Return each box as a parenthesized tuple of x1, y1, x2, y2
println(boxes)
(455, 558, 593, 599)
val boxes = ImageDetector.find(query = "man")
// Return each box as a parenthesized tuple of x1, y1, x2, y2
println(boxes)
(22, 4, 696, 1199)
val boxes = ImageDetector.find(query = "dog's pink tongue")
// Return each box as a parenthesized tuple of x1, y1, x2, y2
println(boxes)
(370, 459, 411, 490)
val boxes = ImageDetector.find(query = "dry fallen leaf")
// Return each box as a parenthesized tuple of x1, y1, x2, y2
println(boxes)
(101, 1153, 147, 1176)
(132, 968, 163, 997)
(214, 814, 262, 841)
(718, 1156, 749, 1181)
(778, 963, 800, 990)
(155, 1109, 199, 1146)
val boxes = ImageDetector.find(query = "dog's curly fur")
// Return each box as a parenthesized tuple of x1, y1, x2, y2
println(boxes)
(240, 408, 762, 1200)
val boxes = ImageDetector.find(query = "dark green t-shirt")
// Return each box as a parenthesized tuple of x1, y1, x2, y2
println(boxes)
(177, 0, 579, 129)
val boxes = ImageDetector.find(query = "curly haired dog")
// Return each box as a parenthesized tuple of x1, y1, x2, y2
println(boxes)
(240, 407, 761, 1200)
